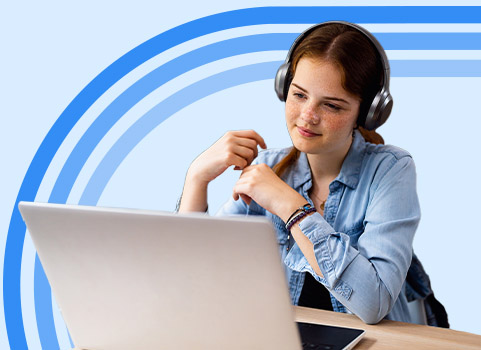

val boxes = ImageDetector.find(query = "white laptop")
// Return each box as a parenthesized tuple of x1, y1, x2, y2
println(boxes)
(19, 201, 364, 350)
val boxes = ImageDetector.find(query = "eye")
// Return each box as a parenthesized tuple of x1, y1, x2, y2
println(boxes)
(325, 103, 341, 111)
(292, 92, 306, 99)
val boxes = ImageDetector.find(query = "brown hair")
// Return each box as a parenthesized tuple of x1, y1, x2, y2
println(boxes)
(273, 23, 385, 178)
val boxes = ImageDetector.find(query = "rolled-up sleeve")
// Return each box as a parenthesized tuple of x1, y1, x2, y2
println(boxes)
(284, 155, 420, 324)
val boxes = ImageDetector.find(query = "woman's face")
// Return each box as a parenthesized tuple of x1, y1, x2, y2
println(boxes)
(285, 57, 361, 158)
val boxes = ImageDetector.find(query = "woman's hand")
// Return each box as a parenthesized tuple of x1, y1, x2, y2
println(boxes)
(187, 130, 267, 186)
(233, 164, 322, 278)
(232, 163, 307, 221)
(179, 130, 266, 212)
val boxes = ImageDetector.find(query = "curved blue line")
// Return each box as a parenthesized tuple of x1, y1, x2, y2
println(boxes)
(5, 6, 481, 350)
(80, 62, 281, 205)
(377, 33, 481, 50)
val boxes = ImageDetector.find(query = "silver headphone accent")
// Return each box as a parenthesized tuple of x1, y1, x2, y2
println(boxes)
(274, 21, 393, 131)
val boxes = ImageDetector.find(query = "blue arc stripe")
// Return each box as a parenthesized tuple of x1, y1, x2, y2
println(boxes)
(377, 33, 481, 50)
(5, 6, 481, 350)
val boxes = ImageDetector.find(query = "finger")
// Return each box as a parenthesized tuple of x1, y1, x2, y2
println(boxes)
(221, 133, 258, 165)
(233, 165, 251, 171)
(224, 153, 249, 170)
(233, 137, 259, 160)
(238, 163, 263, 176)
(231, 130, 267, 149)
(230, 145, 257, 166)
(233, 184, 252, 205)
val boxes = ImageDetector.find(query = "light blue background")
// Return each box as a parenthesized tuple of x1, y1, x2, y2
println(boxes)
(2, 1, 481, 349)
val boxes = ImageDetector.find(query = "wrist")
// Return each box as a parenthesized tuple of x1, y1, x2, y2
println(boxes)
(185, 168, 210, 189)
(178, 171, 209, 213)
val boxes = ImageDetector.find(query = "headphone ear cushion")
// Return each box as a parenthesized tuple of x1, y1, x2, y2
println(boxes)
(275, 63, 290, 101)
(363, 89, 393, 130)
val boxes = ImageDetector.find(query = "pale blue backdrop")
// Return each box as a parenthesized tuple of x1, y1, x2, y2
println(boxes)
(2, 1, 481, 349)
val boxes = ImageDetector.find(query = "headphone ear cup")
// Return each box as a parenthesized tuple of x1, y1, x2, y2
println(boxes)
(363, 88, 393, 130)
(275, 63, 290, 101)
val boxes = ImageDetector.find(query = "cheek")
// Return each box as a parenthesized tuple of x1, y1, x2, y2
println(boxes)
(323, 114, 355, 131)
(285, 101, 298, 123)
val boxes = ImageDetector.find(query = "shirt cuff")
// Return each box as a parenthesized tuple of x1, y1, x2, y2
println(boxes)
(284, 212, 354, 301)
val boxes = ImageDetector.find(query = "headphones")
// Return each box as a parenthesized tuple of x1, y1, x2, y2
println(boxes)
(274, 21, 393, 131)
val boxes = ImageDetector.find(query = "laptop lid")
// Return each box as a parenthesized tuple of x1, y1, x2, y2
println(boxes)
(19, 201, 303, 350)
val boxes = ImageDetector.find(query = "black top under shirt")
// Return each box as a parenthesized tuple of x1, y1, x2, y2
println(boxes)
(297, 272, 333, 311)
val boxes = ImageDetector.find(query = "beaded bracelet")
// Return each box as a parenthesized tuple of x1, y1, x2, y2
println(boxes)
(285, 204, 316, 231)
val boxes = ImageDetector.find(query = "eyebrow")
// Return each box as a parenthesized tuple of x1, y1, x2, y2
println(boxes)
(291, 83, 350, 104)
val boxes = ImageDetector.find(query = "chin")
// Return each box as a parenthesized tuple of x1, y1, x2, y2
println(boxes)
(292, 140, 322, 154)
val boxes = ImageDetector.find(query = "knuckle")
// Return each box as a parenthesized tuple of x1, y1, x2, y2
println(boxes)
(224, 131, 235, 141)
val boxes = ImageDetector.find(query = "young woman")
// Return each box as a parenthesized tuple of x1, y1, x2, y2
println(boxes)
(178, 22, 427, 325)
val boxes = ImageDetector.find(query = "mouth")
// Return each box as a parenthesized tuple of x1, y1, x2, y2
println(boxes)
(297, 126, 321, 138)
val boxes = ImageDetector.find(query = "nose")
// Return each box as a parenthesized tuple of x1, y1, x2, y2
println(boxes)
(300, 102, 320, 125)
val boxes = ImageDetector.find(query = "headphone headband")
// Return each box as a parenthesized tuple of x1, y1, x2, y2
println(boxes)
(274, 21, 393, 130)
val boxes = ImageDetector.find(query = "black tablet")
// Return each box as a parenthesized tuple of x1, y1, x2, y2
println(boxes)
(297, 322, 365, 350)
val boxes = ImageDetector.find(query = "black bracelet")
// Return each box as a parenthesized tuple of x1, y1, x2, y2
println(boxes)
(285, 204, 316, 231)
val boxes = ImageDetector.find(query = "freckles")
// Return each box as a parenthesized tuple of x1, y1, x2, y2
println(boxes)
(323, 115, 352, 130)
(285, 103, 298, 123)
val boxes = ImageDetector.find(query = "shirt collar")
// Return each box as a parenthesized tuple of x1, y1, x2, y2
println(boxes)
(292, 129, 367, 190)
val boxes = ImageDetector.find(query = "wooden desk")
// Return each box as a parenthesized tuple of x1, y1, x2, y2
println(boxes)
(295, 306, 481, 349)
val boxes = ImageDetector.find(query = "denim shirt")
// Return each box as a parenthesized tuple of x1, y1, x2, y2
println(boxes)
(216, 130, 421, 324)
